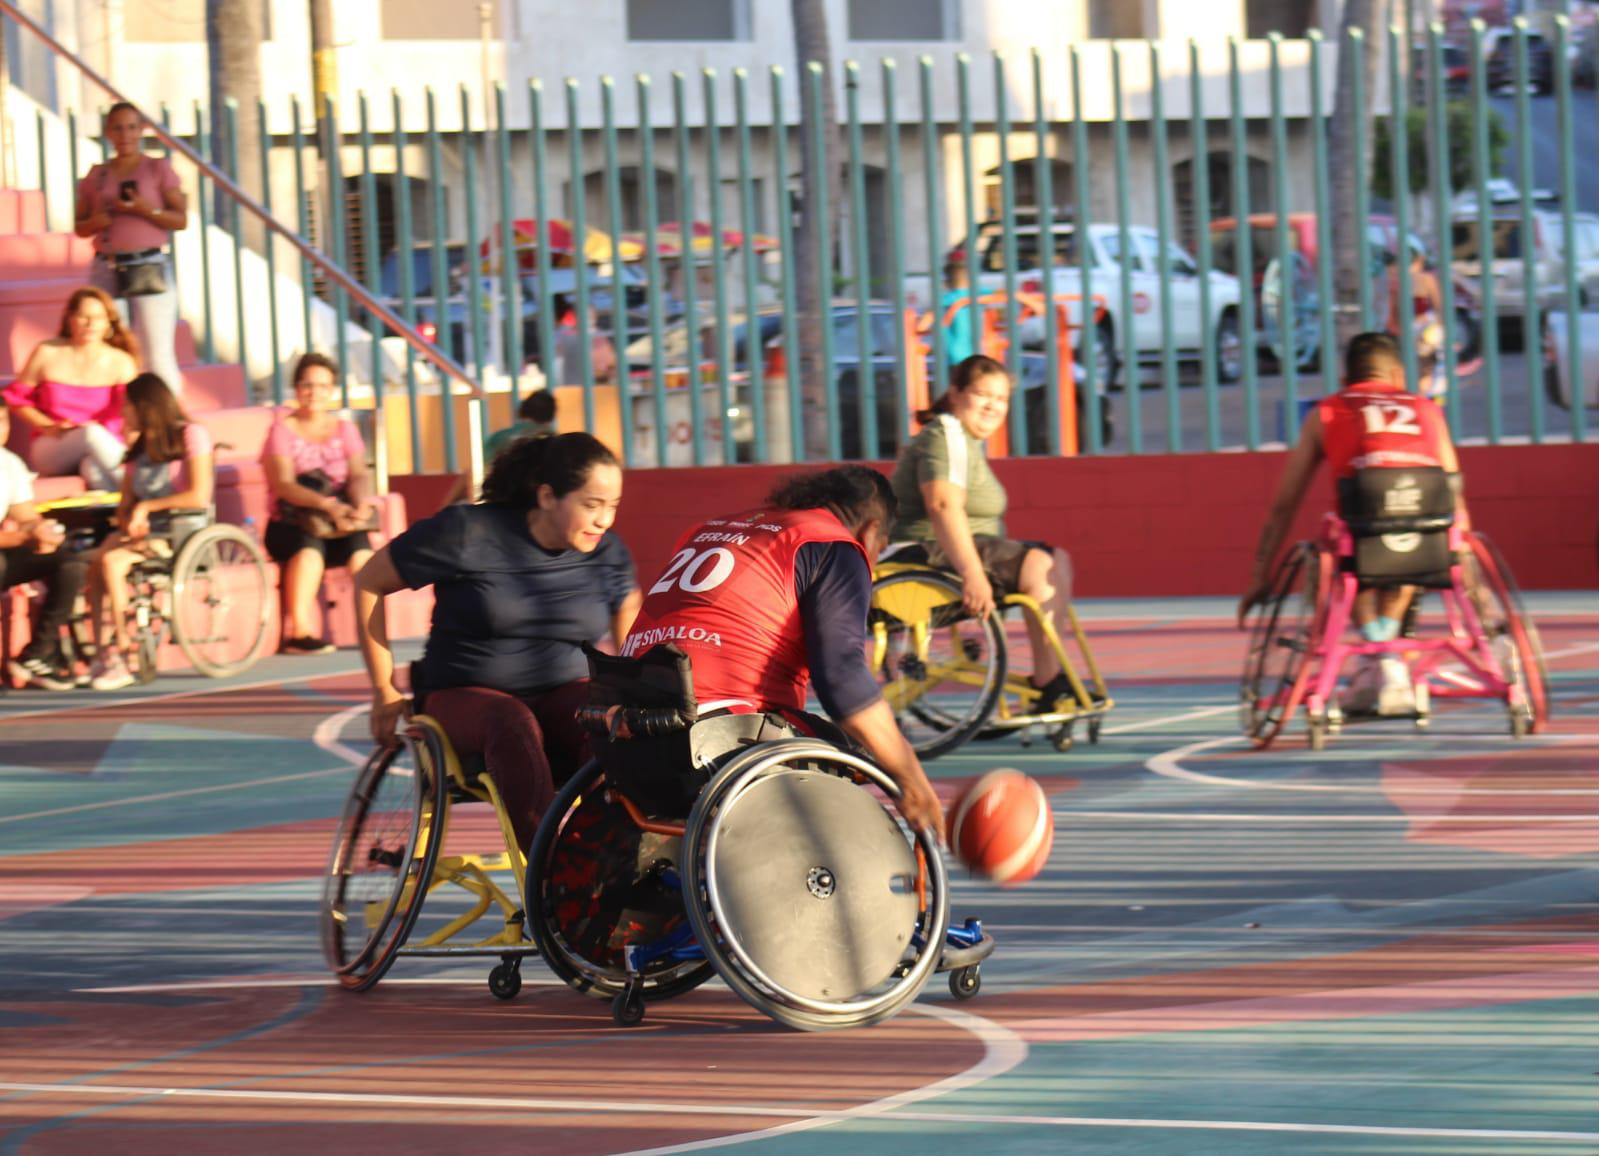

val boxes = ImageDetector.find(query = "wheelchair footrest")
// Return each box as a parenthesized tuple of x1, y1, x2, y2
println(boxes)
(936, 918, 996, 973)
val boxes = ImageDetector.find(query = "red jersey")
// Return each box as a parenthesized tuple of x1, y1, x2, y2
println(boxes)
(622, 507, 865, 715)
(1317, 380, 1449, 495)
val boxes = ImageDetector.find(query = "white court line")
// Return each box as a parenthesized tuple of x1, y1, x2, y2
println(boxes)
(0, 704, 370, 828)
(0, 663, 369, 727)
(78, 976, 568, 994)
(615, 1003, 1028, 1156)
(1147, 732, 1599, 797)
(1099, 703, 1236, 736)
(1, 1079, 1596, 1144)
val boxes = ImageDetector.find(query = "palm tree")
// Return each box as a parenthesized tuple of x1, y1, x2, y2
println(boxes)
(790, 0, 843, 457)
(1328, 0, 1391, 354)
(205, 0, 264, 248)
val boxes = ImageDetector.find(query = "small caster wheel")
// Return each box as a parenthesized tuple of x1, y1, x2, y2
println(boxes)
(487, 961, 522, 1001)
(1308, 717, 1328, 752)
(1510, 707, 1531, 739)
(1414, 714, 1430, 732)
(612, 985, 646, 1027)
(1052, 724, 1074, 753)
(1087, 717, 1102, 744)
(949, 966, 981, 1000)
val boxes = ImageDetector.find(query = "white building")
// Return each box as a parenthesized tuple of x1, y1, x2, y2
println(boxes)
(18, 0, 1351, 284)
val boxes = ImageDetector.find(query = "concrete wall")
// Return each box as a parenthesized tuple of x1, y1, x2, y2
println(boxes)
(608, 445, 1599, 597)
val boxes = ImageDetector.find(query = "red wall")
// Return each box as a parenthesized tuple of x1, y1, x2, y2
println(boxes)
(611, 444, 1599, 597)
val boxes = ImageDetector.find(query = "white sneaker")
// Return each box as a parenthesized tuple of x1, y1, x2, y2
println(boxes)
(89, 651, 136, 692)
(1376, 657, 1415, 716)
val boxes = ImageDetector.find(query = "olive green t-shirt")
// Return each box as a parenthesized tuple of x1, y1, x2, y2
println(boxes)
(890, 413, 1008, 541)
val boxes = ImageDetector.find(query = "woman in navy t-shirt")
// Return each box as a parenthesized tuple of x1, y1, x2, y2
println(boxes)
(355, 432, 641, 851)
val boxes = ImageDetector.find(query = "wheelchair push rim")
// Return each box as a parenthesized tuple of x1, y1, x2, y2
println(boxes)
(680, 739, 950, 1031)
(1464, 532, 1550, 732)
(321, 733, 445, 990)
(525, 759, 715, 1003)
(1241, 541, 1324, 747)
(869, 568, 1006, 760)
(169, 524, 272, 679)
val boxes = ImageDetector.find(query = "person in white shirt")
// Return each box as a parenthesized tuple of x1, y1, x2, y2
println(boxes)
(0, 405, 89, 690)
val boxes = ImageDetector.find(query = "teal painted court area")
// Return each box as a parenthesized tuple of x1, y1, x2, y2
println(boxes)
(1, 596, 1597, 1154)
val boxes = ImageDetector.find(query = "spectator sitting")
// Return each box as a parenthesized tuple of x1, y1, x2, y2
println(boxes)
(262, 352, 380, 655)
(0, 404, 89, 690)
(2, 287, 140, 489)
(442, 389, 558, 507)
(84, 373, 214, 691)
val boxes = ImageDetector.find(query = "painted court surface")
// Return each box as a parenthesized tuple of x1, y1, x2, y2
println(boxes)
(1, 596, 1597, 1154)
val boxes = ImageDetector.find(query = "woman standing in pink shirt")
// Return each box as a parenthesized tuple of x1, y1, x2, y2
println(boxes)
(2, 287, 140, 487)
(73, 101, 186, 393)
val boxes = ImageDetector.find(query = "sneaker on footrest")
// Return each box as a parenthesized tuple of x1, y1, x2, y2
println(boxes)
(1375, 657, 1415, 717)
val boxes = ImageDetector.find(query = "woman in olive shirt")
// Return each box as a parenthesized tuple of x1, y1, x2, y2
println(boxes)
(888, 354, 1078, 708)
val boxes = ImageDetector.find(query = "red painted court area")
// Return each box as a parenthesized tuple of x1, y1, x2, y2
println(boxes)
(2, 598, 1598, 1153)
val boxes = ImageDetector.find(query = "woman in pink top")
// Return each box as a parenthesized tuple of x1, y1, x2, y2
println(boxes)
(262, 352, 381, 654)
(84, 373, 214, 690)
(74, 102, 187, 393)
(3, 287, 140, 488)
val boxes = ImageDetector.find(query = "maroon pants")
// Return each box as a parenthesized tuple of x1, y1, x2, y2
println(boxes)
(421, 680, 592, 853)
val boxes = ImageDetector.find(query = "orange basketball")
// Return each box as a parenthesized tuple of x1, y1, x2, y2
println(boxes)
(946, 769, 1054, 887)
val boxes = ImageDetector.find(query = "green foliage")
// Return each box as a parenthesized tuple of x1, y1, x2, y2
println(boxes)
(1372, 101, 1508, 200)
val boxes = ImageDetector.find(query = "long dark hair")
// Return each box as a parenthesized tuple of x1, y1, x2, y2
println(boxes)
(915, 354, 1008, 423)
(481, 431, 618, 510)
(768, 465, 896, 533)
(123, 373, 190, 465)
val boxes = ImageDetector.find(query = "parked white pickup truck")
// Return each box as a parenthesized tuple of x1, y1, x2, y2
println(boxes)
(904, 217, 1244, 389)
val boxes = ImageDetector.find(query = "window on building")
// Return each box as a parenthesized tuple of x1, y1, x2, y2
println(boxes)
(125, 0, 272, 42)
(847, 0, 959, 41)
(1246, 0, 1317, 39)
(381, 0, 499, 40)
(626, 0, 750, 41)
(1088, 0, 1146, 39)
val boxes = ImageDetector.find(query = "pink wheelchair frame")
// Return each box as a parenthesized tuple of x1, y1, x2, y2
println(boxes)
(1241, 518, 1549, 751)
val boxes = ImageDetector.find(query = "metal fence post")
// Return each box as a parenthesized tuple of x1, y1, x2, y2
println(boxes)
(919, 56, 946, 391)
(1229, 38, 1258, 450)
(882, 57, 910, 457)
(258, 98, 283, 404)
(671, 71, 704, 465)
(600, 76, 634, 468)
(358, 94, 382, 414)
(1425, 24, 1460, 420)
(733, 67, 767, 462)
(772, 65, 806, 463)
(956, 53, 978, 315)
(529, 81, 558, 403)
(392, 90, 422, 469)
(1112, 45, 1142, 453)
(1071, 46, 1098, 451)
(845, 59, 877, 459)
(1033, 48, 1061, 457)
(223, 100, 248, 400)
(1269, 34, 1297, 431)
(564, 79, 595, 431)
(495, 84, 521, 397)
(1309, 32, 1337, 398)
(1350, 29, 1372, 333)
(424, 88, 458, 472)
(806, 61, 841, 461)
(1513, 20, 1542, 443)
(1386, 26, 1417, 393)
(1469, 19, 1502, 417)
(290, 95, 311, 358)
(636, 73, 671, 467)
(703, 69, 735, 463)
(1190, 40, 1219, 450)
(460, 88, 488, 389)
(322, 94, 350, 406)
(195, 100, 216, 366)
(1555, 14, 1584, 444)
(1151, 42, 1179, 451)
(993, 52, 1023, 452)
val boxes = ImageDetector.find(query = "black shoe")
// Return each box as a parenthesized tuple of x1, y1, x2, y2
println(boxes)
(281, 636, 335, 656)
(9, 654, 76, 691)
(1028, 672, 1076, 713)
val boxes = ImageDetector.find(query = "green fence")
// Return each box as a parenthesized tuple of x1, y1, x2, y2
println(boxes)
(24, 17, 1597, 472)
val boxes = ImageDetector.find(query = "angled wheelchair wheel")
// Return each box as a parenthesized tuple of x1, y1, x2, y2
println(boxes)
(526, 760, 714, 1004)
(1464, 533, 1550, 733)
(1240, 541, 1324, 747)
(680, 739, 949, 1032)
(870, 568, 1006, 759)
(169, 524, 271, 679)
(321, 732, 445, 991)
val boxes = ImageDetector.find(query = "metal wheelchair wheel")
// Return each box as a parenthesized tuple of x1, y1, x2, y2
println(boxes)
(321, 730, 445, 991)
(1464, 532, 1550, 733)
(680, 738, 949, 1032)
(169, 524, 271, 679)
(526, 759, 715, 1004)
(870, 568, 1006, 760)
(1240, 541, 1324, 747)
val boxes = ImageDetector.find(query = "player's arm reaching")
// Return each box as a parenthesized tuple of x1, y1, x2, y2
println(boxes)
(796, 540, 945, 839)
(1238, 409, 1325, 628)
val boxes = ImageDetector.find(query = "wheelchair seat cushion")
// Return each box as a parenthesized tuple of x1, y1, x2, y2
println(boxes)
(1337, 468, 1456, 588)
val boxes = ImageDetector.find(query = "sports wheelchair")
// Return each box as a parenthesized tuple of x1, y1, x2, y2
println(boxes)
(1241, 468, 1548, 750)
(523, 644, 994, 1030)
(37, 492, 270, 681)
(869, 562, 1113, 757)
(321, 713, 541, 998)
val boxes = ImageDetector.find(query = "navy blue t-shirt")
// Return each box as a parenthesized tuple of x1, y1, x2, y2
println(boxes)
(794, 540, 882, 720)
(389, 503, 637, 696)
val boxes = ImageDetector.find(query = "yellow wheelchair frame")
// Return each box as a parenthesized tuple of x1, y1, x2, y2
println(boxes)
(321, 714, 542, 998)
(870, 562, 1113, 757)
